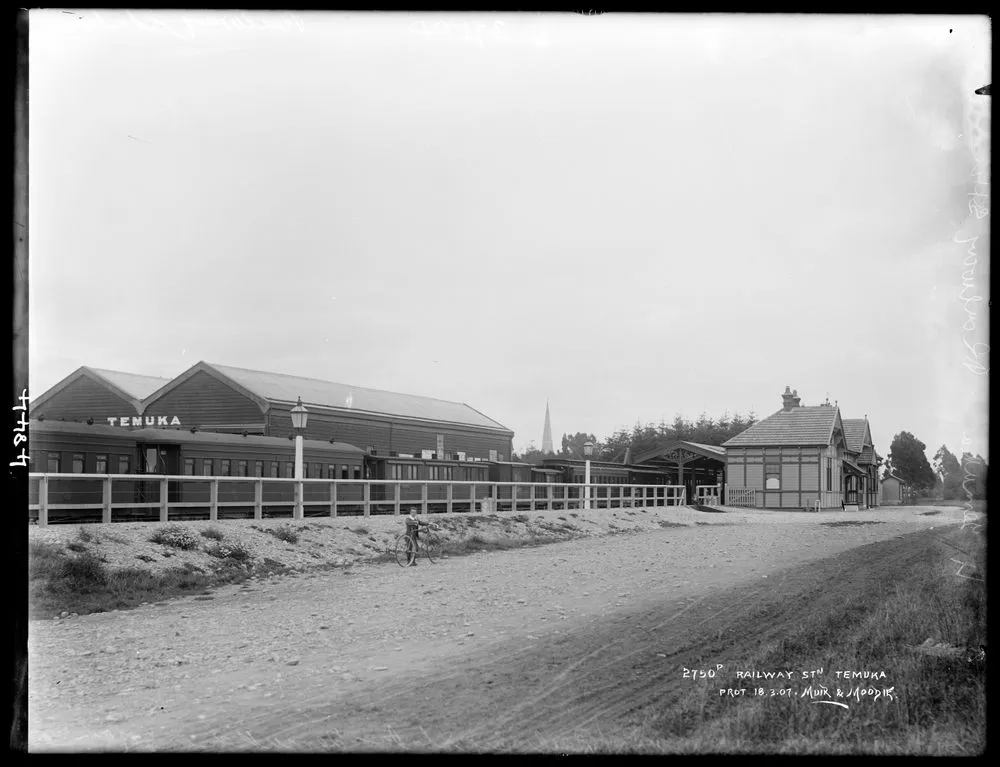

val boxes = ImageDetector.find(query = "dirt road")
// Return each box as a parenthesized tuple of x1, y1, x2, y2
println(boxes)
(28, 506, 961, 751)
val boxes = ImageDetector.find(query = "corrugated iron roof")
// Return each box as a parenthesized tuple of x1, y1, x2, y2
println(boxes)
(88, 368, 173, 400)
(723, 406, 840, 447)
(683, 441, 727, 456)
(207, 363, 512, 432)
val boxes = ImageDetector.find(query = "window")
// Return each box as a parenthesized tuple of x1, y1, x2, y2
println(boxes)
(183, 458, 194, 476)
(310, 463, 321, 479)
(118, 455, 130, 474)
(353, 465, 362, 480)
(254, 461, 263, 477)
(341, 464, 350, 480)
(328, 464, 336, 479)
(47, 453, 61, 473)
(826, 459, 833, 491)
(285, 462, 294, 478)
(269, 462, 279, 478)
(95, 454, 108, 474)
(202, 459, 213, 476)
(390, 464, 400, 480)
(765, 463, 781, 490)
(71, 453, 85, 473)
(405, 464, 418, 481)
(237, 460, 248, 477)
(221, 459, 232, 476)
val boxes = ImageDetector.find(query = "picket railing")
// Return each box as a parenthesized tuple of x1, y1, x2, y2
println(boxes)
(694, 484, 722, 505)
(27, 474, 689, 526)
(725, 487, 756, 507)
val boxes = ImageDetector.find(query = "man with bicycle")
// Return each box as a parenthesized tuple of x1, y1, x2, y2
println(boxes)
(404, 508, 429, 566)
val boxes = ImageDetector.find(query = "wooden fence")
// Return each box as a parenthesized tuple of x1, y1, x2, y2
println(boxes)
(27, 474, 689, 526)
(724, 487, 756, 507)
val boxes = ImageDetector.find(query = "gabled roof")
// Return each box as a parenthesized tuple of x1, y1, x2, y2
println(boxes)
(634, 440, 726, 465)
(842, 457, 866, 476)
(842, 418, 873, 454)
(30, 366, 173, 414)
(204, 362, 513, 433)
(858, 445, 876, 464)
(884, 471, 905, 483)
(723, 406, 843, 448)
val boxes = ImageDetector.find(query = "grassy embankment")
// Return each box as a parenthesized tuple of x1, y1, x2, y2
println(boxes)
(28, 511, 624, 620)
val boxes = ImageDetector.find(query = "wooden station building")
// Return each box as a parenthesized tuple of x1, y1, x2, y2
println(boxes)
(722, 386, 882, 510)
(30, 361, 515, 467)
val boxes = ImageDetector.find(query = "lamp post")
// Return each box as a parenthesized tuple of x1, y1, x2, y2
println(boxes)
(290, 396, 308, 519)
(583, 441, 594, 511)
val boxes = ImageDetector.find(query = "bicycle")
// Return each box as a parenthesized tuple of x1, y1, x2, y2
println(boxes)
(394, 525, 442, 566)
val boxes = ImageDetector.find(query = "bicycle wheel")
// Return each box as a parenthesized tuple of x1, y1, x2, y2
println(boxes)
(422, 534, 441, 564)
(394, 534, 415, 567)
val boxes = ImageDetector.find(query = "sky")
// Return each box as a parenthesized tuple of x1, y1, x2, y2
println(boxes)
(27, 11, 990, 463)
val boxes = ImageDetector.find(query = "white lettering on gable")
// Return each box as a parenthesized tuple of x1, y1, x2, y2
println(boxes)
(104, 415, 183, 427)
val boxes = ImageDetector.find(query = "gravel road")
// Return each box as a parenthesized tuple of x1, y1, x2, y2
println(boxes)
(28, 506, 961, 751)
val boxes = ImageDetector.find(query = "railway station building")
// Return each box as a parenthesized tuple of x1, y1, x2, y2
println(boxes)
(31, 361, 515, 465)
(722, 386, 881, 510)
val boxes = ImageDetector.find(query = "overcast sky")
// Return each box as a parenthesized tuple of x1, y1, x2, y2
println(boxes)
(28, 11, 990, 461)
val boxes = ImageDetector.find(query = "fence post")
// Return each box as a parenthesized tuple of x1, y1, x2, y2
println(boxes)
(39, 476, 49, 527)
(294, 480, 304, 520)
(511, 483, 517, 514)
(159, 477, 169, 523)
(394, 482, 401, 515)
(330, 481, 337, 518)
(421, 482, 428, 515)
(529, 484, 536, 513)
(446, 483, 453, 514)
(254, 480, 263, 520)
(470, 482, 476, 513)
(363, 482, 371, 517)
(210, 480, 218, 522)
(102, 476, 111, 524)
(491, 484, 498, 514)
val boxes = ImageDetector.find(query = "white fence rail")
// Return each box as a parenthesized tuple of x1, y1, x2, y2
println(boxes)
(725, 487, 756, 507)
(27, 474, 689, 526)
(694, 484, 721, 505)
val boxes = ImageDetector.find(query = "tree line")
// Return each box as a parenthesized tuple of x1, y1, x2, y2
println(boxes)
(515, 411, 759, 465)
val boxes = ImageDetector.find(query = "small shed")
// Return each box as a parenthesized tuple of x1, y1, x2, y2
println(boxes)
(881, 472, 906, 506)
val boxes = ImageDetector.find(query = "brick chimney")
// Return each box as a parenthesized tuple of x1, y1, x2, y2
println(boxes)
(791, 389, 801, 407)
(781, 385, 795, 410)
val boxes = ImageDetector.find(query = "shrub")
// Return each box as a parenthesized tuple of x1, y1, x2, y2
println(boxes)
(76, 527, 96, 543)
(200, 527, 226, 541)
(61, 552, 107, 587)
(206, 540, 254, 563)
(264, 525, 299, 544)
(66, 542, 87, 553)
(149, 524, 200, 551)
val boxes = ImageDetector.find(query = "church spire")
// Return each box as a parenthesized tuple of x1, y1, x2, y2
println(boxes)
(541, 399, 553, 454)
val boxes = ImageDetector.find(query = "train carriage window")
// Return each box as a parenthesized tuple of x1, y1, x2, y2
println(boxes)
(310, 463, 321, 479)
(327, 464, 336, 479)
(237, 460, 248, 477)
(254, 461, 263, 477)
(221, 459, 232, 477)
(95, 454, 108, 474)
(47, 453, 61, 473)
(353, 465, 362, 480)
(340, 464, 349, 480)
(390, 464, 400, 480)
(269, 462, 279, 478)
(71, 454, 84, 473)
(285, 462, 294, 478)
(184, 458, 195, 476)
(118, 455, 130, 474)
(202, 459, 213, 476)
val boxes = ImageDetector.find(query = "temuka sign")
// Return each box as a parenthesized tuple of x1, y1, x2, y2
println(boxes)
(107, 416, 182, 427)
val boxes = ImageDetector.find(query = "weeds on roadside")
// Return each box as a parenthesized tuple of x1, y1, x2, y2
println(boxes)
(262, 524, 300, 544)
(149, 524, 200, 550)
(201, 527, 226, 541)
